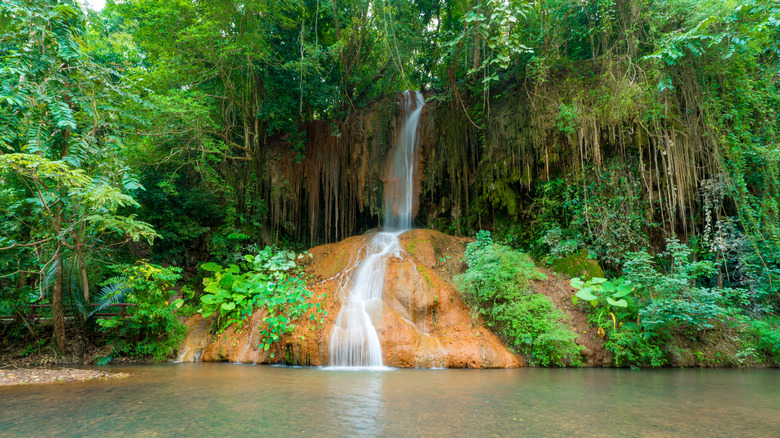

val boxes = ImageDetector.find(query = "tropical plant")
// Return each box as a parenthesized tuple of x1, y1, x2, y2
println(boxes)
(571, 276, 637, 333)
(94, 262, 186, 362)
(197, 246, 326, 356)
(457, 231, 582, 366)
(623, 238, 726, 333)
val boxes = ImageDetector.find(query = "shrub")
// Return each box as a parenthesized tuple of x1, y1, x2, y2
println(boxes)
(457, 231, 583, 366)
(606, 323, 667, 368)
(623, 238, 726, 333)
(197, 246, 325, 355)
(528, 161, 651, 267)
(95, 263, 187, 362)
(570, 276, 667, 367)
(744, 317, 780, 365)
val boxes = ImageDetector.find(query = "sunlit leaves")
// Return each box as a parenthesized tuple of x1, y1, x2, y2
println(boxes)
(197, 246, 323, 357)
(0, 153, 91, 188)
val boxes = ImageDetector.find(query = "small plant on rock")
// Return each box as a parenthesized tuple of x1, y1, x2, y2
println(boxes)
(197, 246, 326, 356)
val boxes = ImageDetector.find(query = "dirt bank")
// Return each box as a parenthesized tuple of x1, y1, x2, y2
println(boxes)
(531, 268, 610, 366)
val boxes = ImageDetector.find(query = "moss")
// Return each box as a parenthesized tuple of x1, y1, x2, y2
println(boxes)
(417, 265, 433, 289)
(284, 345, 293, 365)
(487, 180, 518, 218)
(551, 250, 604, 280)
(406, 239, 418, 255)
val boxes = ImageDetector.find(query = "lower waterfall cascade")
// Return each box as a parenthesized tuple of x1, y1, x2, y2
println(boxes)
(328, 90, 425, 367)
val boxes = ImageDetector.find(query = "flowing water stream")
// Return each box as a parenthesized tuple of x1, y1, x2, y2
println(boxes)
(328, 91, 425, 367)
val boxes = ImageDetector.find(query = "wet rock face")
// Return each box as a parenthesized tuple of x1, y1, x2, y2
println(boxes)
(177, 229, 522, 368)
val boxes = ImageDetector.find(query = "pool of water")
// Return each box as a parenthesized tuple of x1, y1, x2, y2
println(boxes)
(1, 364, 778, 436)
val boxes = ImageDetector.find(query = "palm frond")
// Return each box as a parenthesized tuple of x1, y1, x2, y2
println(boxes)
(90, 281, 130, 317)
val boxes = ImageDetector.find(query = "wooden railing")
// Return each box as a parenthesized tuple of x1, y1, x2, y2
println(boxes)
(22, 303, 137, 322)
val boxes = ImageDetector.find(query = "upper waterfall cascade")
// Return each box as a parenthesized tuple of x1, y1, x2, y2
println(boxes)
(328, 90, 425, 367)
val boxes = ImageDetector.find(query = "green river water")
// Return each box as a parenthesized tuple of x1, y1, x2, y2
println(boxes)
(0, 363, 778, 437)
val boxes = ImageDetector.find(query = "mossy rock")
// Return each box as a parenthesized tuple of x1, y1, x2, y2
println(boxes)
(551, 251, 604, 280)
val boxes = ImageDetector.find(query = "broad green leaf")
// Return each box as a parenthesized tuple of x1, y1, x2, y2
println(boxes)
(606, 297, 628, 307)
(614, 284, 632, 298)
(575, 287, 598, 302)
(219, 272, 234, 289)
(201, 262, 222, 273)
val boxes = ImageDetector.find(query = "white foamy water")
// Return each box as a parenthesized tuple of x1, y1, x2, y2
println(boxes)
(328, 91, 425, 367)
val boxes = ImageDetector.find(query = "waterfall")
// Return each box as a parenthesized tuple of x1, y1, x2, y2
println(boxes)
(329, 90, 425, 367)
(384, 90, 425, 231)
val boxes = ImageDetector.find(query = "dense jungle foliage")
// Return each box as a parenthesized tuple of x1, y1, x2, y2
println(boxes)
(1, 0, 778, 366)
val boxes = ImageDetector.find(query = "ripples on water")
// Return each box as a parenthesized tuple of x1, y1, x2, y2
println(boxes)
(0, 363, 778, 437)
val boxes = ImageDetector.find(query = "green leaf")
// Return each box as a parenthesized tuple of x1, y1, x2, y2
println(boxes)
(614, 284, 632, 298)
(575, 287, 598, 302)
(201, 262, 222, 273)
(606, 297, 628, 308)
(218, 272, 235, 289)
(221, 302, 236, 311)
(97, 318, 121, 328)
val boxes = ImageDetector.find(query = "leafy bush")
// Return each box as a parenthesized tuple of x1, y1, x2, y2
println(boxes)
(606, 323, 667, 368)
(495, 293, 584, 366)
(528, 161, 651, 267)
(571, 276, 639, 334)
(457, 231, 582, 366)
(744, 317, 780, 365)
(623, 238, 725, 333)
(197, 246, 325, 355)
(570, 238, 741, 367)
(570, 276, 666, 367)
(95, 263, 187, 362)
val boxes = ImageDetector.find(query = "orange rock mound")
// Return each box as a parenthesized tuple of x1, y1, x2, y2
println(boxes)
(177, 229, 522, 368)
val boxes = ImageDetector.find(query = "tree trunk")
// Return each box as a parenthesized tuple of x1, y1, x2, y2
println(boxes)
(52, 248, 66, 352)
(76, 242, 89, 302)
(52, 206, 66, 353)
(13, 271, 27, 325)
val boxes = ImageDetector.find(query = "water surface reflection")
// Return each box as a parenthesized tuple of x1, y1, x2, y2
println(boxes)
(324, 369, 386, 435)
(0, 364, 777, 437)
